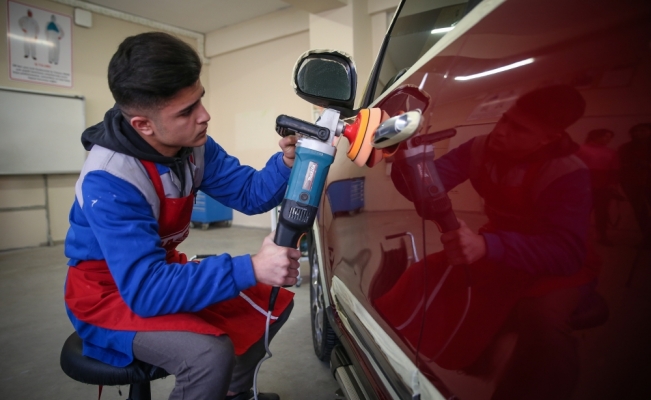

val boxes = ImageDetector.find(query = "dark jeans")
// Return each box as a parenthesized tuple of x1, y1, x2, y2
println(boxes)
(133, 300, 293, 400)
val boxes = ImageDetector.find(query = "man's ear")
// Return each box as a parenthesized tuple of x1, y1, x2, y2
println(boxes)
(129, 116, 155, 137)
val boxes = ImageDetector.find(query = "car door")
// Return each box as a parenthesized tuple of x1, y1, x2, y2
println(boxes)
(322, 1, 478, 398)
(398, 0, 651, 399)
(315, 0, 651, 398)
(319, 72, 431, 400)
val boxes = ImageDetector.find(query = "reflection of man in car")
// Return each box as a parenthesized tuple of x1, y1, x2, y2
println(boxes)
(440, 85, 596, 400)
(377, 85, 597, 400)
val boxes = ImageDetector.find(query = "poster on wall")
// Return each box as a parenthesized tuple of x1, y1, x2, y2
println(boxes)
(6, 1, 72, 87)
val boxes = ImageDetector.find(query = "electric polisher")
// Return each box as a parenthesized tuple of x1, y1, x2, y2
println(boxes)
(268, 107, 383, 311)
(255, 107, 383, 400)
(388, 128, 460, 234)
(254, 106, 424, 400)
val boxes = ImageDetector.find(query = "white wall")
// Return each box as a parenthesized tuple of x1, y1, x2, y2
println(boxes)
(0, 0, 399, 250)
(0, 0, 201, 251)
(207, 30, 312, 228)
(204, 0, 398, 229)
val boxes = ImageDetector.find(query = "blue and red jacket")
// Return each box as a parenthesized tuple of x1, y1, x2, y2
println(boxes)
(64, 107, 291, 367)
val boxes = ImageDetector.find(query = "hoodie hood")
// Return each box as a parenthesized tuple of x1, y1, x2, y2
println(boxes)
(82, 106, 194, 194)
(82, 106, 193, 162)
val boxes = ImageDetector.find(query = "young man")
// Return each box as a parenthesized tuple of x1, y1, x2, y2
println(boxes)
(64, 32, 299, 400)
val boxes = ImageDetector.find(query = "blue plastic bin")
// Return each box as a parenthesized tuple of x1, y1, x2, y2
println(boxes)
(326, 177, 365, 214)
(191, 191, 233, 229)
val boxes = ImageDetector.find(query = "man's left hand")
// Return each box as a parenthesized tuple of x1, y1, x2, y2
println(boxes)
(440, 219, 487, 265)
(279, 136, 298, 168)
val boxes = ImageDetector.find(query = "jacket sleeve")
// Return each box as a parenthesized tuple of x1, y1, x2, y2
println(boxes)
(80, 170, 257, 317)
(480, 169, 591, 276)
(433, 137, 474, 191)
(199, 137, 291, 214)
(434, 137, 591, 276)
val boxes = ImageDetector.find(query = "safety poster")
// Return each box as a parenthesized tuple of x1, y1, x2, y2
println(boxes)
(7, 1, 73, 87)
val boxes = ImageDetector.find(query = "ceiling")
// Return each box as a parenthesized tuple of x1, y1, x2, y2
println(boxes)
(85, 0, 292, 34)
(85, 0, 348, 33)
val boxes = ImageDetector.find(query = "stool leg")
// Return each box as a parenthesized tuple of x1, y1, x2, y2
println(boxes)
(127, 382, 151, 400)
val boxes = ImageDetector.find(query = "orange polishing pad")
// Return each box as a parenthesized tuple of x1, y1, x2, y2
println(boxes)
(344, 109, 369, 161)
(343, 108, 383, 167)
(354, 108, 381, 167)
(344, 108, 382, 167)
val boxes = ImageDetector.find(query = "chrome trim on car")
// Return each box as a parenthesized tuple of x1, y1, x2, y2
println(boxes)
(311, 222, 330, 310)
(332, 277, 446, 400)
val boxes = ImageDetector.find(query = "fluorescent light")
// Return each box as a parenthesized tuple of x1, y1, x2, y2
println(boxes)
(419, 73, 428, 90)
(454, 58, 534, 81)
(431, 27, 454, 34)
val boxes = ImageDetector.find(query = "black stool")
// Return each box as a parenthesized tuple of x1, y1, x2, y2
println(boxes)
(60, 332, 169, 400)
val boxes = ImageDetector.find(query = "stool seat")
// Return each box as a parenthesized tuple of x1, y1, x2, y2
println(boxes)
(60, 332, 169, 386)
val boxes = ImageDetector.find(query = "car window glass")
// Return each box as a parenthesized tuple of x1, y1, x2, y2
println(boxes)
(371, 0, 470, 101)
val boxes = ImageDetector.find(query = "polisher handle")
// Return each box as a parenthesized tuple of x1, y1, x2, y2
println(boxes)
(276, 115, 330, 141)
(269, 227, 302, 312)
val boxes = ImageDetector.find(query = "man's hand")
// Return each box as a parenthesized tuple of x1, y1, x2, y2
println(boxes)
(440, 219, 487, 266)
(251, 232, 301, 286)
(279, 135, 298, 168)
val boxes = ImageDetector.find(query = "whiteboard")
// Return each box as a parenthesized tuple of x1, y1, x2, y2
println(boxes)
(0, 87, 86, 175)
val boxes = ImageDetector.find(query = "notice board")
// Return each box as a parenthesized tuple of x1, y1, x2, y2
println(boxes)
(0, 87, 86, 175)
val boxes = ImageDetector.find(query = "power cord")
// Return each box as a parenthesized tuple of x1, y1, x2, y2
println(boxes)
(252, 310, 273, 400)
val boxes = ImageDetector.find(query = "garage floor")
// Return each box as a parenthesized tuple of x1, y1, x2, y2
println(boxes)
(0, 226, 341, 400)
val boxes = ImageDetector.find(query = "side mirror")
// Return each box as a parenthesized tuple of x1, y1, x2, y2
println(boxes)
(292, 50, 357, 117)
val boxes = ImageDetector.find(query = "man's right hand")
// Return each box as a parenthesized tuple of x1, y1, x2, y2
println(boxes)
(251, 232, 301, 286)
(440, 219, 487, 266)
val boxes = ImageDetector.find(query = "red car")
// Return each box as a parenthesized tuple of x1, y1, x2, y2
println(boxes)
(294, 0, 651, 399)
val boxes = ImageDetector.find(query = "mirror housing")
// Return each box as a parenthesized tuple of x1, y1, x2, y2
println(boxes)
(292, 50, 357, 117)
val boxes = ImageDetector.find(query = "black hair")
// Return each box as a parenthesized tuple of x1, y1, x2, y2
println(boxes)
(514, 85, 586, 132)
(108, 32, 202, 111)
(585, 128, 614, 144)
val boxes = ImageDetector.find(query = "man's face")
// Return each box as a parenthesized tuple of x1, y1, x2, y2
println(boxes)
(147, 80, 210, 157)
(488, 113, 555, 159)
